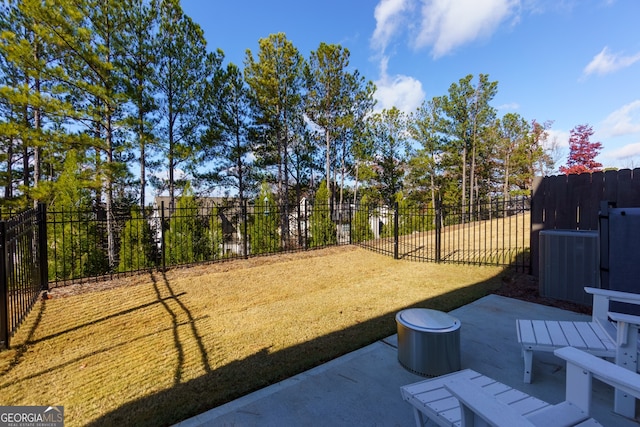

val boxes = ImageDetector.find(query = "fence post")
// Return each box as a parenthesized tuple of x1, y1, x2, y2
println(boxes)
(435, 199, 442, 262)
(0, 221, 8, 348)
(161, 201, 166, 270)
(348, 203, 352, 245)
(38, 203, 49, 291)
(243, 199, 248, 259)
(393, 202, 399, 260)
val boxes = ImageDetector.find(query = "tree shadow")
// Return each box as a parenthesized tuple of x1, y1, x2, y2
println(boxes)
(87, 271, 507, 427)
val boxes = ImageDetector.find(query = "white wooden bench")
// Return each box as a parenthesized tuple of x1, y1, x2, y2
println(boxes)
(400, 368, 597, 427)
(516, 287, 640, 417)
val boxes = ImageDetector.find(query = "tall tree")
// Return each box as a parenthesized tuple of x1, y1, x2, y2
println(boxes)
(244, 33, 304, 249)
(305, 43, 375, 210)
(120, 0, 159, 213)
(198, 62, 254, 201)
(155, 0, 217, 209)
(440, 74, 497, 211)
(0, 0, 71, 208)
(559, 124, 602, 175)
(407, 97, 444, 208)
(368, 107, 409, 205)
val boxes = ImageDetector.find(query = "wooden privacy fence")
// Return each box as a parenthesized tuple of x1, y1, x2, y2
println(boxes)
(531, 168, 640, 277)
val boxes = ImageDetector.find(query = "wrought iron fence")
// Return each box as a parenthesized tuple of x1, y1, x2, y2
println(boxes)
(47, 198, 351, 286)
(45, 196, 530, 286)
(0, 197, 530, 346)
(0, 203, 48, 348)
(354, 198, 530, 270)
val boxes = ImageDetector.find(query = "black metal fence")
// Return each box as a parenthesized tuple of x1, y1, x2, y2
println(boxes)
(353, 198, 530, 270)
(0, 203, 48, 348)
(0, 197, 530, 346)
(47, 198, 353, 286)
(46, 196, 531, 286)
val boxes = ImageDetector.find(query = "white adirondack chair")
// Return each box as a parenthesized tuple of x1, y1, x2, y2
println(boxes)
(516, 287, 640, 417)
(434, 346, 640, 427)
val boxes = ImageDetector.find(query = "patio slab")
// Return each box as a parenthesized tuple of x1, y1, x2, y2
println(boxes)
(175, 294, 639, 427)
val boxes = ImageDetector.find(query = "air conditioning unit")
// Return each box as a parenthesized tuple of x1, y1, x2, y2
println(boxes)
(539, 230, 599, 306)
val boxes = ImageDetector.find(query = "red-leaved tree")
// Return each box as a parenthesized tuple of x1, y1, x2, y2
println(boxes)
(559, 124, 603, 175)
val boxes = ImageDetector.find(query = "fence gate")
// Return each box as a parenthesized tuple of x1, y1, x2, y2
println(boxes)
(0, 203, 48, 349)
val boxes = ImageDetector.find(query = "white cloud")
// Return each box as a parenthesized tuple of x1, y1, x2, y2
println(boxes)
(497, 102, 520, 111)
(607, 142, 640, 160)
(371, 0, 411, 52)
(415, 0, 520, 57)
(601, 100, 640, 137)
(545, 128, 570, 149)
(374, 65, 425, 113)
(583, 47, 640, 77)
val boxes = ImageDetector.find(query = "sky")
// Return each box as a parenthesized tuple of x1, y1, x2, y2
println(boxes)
(181, 0, 640, 172)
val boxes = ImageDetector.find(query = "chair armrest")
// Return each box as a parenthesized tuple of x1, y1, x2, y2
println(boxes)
(585, 287, 640, 304)
(554, 346, 640, 400)
(607, 311, 640, 326)
(444, 379, 536, 427)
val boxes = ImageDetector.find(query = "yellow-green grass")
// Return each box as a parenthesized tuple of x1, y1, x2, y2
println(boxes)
(1, 246, 506, 426)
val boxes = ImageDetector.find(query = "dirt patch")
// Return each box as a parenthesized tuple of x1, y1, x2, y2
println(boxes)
(495, 270, 591, 314)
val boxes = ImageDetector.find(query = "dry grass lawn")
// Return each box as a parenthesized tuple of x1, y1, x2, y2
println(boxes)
(0, 246, 506, 426)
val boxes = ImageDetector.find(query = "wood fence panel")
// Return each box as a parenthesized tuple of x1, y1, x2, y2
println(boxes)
(531, 176, 545, 277)
(550, 174, 570, 229)
(585, 172, 604, 229)
(602, 169, 619, 203)
(616, 169, 634, 206)
(531, 169, 640, 277)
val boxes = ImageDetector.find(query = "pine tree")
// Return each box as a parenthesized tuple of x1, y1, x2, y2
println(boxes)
(198, 62, 254, 201)
(352, 194, 374, 243)
(559, 124, 602, 175)
(155, 0, 216, 209)
(166, 184, 210, 265)
(120, 0, 160, 213)
(309, 180, 336, 247)
(118, 206, 154, 272)
(248, 183, 279, 255)
(368, 107, 410, 205)
(244, 33, 305, 249)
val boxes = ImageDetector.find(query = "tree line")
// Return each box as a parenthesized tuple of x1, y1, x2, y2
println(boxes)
(1, 0, 558, 223)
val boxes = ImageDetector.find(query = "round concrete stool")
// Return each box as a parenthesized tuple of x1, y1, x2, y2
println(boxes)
(396, 308, 461, 377)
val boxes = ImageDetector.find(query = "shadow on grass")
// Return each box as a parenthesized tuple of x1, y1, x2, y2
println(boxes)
(86, 269, 507, 427)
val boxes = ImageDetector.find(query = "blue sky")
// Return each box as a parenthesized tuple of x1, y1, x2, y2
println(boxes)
(181, 0, 640, 172)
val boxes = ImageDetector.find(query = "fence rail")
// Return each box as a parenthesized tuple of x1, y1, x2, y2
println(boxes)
(45, 197, 530, 287)
(0, 197, 530, 346)
(0, 203, 48, 348)
(354, 198, 530, 270)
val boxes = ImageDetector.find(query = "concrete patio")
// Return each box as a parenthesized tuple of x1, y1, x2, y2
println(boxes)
(176, 294, 639, 427)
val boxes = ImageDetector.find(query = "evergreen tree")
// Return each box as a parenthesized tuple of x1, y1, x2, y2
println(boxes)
(440, 74, 497, 210)
(248, 183, 278, 255)
(120, 0, 160, 213)
(352, 195, 374, 243)
(165, 184, 211, 265)
(244, 33, 304, 249)
(407, 97, 445, 208)
(117, 206, 155, 272)
(368, 107, 410, 205)
(198, 62, 254, 201)
(49, 150, 107, 280)
(155, 0, 219, 209)
(309, 180, 336, 247)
